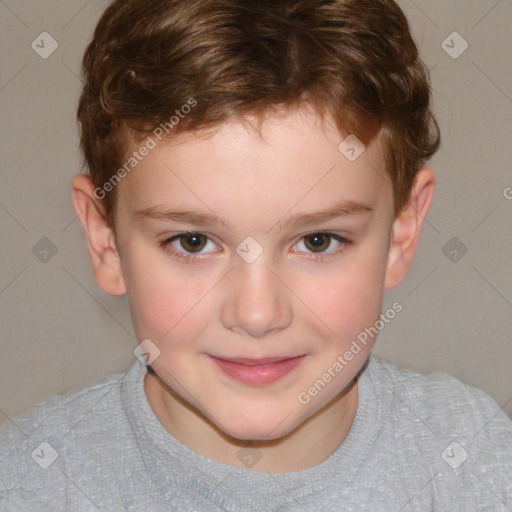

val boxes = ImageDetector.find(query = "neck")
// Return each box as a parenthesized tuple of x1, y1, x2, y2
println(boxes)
(144, 373, 359, 473)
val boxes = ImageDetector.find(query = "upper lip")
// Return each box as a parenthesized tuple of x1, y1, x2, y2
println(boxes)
(209, 355, 305, 367)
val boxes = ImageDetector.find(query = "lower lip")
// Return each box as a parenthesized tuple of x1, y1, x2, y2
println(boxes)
(209, 355, 306, 385)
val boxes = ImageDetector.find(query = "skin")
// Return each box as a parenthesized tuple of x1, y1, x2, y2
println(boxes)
(71, 105, 435, 473)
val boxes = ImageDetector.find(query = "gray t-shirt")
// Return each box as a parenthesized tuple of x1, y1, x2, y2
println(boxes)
(1, 355, 511, 511)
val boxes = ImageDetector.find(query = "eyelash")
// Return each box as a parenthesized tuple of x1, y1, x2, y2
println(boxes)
(159, 231, 351, 263)
(293, 232, 350, 262)
(158, 231, 215, 264)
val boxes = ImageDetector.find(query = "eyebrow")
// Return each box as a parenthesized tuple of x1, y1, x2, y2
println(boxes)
(134, 200, 373, 231)
(283, 200, 373, 228)
(134, 207, 232, 230)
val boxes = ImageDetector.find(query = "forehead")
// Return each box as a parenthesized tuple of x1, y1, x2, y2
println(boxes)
(116, 107, 392, 226)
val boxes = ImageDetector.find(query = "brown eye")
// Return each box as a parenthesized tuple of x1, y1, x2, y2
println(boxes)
(303, 233, 332, 252)
(179, 233, 208, 252)
(160, 231, 220, 262)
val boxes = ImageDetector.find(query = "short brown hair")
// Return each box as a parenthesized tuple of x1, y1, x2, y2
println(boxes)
(77, 0, 440, 225)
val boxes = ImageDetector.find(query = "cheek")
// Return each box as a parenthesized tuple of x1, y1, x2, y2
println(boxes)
(304, 245, 388, 340)
(122, 247, 216, 340)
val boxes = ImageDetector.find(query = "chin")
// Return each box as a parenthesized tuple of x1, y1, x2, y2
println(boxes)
(214, 407, 302, 443)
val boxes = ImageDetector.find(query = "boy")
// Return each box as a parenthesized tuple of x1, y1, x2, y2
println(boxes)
(1, 0, 511, 510)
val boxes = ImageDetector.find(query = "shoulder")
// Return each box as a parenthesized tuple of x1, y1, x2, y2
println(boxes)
(0, 368, 132, 510)
(0, 368, 127, 445)
(366, 355, 511, 437)
(365, 356, 512, 505)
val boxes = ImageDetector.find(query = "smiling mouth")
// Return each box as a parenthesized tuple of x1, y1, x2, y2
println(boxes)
(214, 356, 304, 366)
(208, 355, 307, 385)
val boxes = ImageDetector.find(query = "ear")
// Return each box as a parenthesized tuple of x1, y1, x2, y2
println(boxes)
(71, 174, 126, 296)
(384, 168, 435, 289)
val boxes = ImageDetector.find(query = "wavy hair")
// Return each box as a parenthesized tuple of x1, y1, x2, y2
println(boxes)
(77, 0, 440, 224)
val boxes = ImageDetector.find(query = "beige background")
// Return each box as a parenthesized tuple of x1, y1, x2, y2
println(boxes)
(0, 0, 511, 426)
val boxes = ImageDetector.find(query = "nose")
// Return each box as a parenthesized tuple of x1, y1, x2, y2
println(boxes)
(220, 258, 293, 339)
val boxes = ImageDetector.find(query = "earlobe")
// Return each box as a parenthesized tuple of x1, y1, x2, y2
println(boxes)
(71, 174, 126, 296)
(384, 168, 435, 289)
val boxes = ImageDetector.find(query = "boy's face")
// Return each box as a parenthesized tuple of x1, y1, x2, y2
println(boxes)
(74, 105, 433, 445)
(113, 106, 396, 440)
